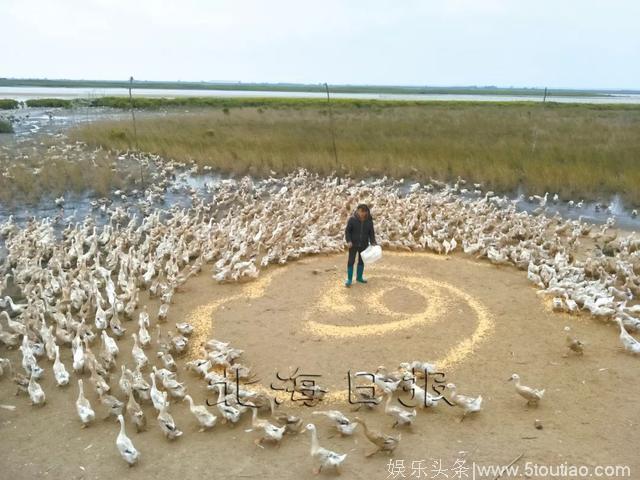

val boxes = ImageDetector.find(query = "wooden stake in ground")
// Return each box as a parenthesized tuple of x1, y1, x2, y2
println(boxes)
(128, 75, 142, 183)
(324, 82, 339, 169)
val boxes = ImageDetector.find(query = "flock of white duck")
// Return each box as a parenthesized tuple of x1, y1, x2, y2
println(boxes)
(0, 155, 639, 473)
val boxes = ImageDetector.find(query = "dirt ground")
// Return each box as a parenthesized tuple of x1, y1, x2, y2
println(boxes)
(1, 251, 639, 479)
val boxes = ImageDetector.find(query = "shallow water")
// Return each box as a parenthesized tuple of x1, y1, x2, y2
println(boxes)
(518, 194, 639, 231)
(1, 106, 130, 137)
(2, 86, 640, 104)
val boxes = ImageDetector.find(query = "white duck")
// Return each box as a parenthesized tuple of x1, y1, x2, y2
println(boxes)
(157, 398, 183, 440)
(355, 367, 401, 392)
(153, 366, 186, 399)
(564, 326, 585, 354)
(405, 381, 442, 408)
(304, 423, 347, 475)
(157, 351, 178, 371)
(508, 374, 545, 405)
(214, 384, 242, 424)
(185, 358, 211, 377)
(399, 361, 437, 376)
(89, 365, 110, 395)
(101, 330, 119, 358)
(28, 372, 46, 406)
(0, 357, 10, 377)
(446, 383, 482, 421)
(2, 310, 27, 334)
(170, 332, 188, 355)
(176, 322, 193, 335)
(119, 365, 132, 396)
(20, 340, 43, 378)
(116, 414, 140, 467)
(311, 410, 358, 436)
(131, 333, 148, 369)
(126, 391, 147, 432)
(99, 391, 124, 419)
(76, 379, 96, 427)
(94, 301, 108, 330)
(158, 303, 169, 323)
(150, 373, 168, 411)
(72, 337, 85, 373)
(383, 389, 417, 428)
(615, 318, 640, 354)
(183, 394, 217, 432)
(131, 366, 151, 402)
(138, 310, 151, 349)
(53, 344, 70, 386)
(246, 402, 285, 446)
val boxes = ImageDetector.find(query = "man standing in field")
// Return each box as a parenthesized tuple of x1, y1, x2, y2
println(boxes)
(344, 204, 376, 287)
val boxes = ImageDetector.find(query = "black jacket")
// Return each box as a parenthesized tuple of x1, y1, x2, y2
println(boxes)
(345, 211, 376, 249)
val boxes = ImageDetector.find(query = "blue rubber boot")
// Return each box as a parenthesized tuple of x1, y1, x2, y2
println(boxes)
(345, 265, 353, 287)
(356, 264, 367, 283)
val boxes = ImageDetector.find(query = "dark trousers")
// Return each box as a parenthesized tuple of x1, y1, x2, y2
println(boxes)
(347, 245, 366, 268)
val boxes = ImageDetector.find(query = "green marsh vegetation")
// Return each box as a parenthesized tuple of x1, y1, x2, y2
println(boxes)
(25, 98, 73, 108)
(72, 100, 640, 204)
(0, 99, 19, 110)
(0, 119, 14, 133)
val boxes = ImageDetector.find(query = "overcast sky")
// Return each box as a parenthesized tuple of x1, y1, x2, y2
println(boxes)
(2, 0, 639, 89)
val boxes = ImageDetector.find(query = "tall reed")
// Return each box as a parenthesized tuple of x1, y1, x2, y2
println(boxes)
(71, 103, 640, 204)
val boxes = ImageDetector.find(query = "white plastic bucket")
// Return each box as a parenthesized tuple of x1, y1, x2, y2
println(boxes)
(360, 244, 382, 265)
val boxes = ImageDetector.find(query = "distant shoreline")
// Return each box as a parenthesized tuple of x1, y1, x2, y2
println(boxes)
(3, 96, 640, 111)
(2, 78, 639, 97)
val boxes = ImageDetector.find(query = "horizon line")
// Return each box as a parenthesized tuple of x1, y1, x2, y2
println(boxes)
(1, 77, 639, 93)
